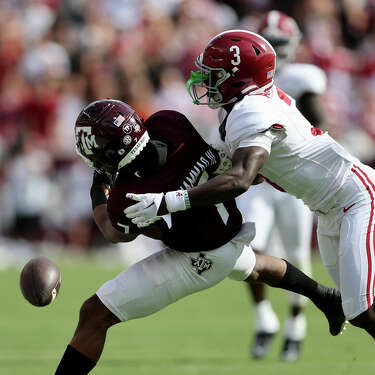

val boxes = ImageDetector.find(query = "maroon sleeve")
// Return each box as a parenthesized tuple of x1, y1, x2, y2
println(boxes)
(107, 187, 140, 235)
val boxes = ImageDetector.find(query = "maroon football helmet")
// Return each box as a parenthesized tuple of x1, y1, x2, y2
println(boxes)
(258, 11, 301, 70)
(75, 99, 149, 174)
(186, 30, 276, 108)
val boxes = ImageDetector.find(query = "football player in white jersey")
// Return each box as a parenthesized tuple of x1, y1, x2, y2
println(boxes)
(126, 29, 375, 341)
(237, 11, 328, 361)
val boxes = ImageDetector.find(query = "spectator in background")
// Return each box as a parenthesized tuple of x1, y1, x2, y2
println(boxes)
(1, 0, 375, 261)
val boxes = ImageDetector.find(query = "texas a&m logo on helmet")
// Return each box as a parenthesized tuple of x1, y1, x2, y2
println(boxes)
(75, 99, 149, 174)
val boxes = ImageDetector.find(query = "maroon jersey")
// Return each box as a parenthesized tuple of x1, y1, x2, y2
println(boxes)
(107, 110, 242, 252)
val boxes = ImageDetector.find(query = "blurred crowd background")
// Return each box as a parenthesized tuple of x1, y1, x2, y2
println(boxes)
(1, 0, 375, 265)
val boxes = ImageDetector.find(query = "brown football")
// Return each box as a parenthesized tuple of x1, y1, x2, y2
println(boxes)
(20, 257, 61, 307)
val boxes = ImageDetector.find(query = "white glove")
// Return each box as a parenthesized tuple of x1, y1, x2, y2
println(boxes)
(124, 193, 165, 228)
(125, 190, 190, 228)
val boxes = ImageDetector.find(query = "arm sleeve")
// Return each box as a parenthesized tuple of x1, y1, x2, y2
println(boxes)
(107, 191, 140, 235)
(225, 97, 285, 155)
(237, 131, 274, 154)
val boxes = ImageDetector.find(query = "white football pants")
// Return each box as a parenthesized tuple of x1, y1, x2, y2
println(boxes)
(317, 163, 375, 319)
(96, 223, 256, 321)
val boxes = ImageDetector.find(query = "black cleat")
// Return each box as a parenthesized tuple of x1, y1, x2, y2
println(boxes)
(320, 288, 346, 336)
(251, 332, 276, 359)
(281, 338, 301, 361)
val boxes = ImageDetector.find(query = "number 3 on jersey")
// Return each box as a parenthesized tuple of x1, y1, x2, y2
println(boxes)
(230, 45, 241, 66)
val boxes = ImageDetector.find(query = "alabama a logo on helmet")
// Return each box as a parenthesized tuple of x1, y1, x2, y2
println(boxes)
(75, 126, 98, 155)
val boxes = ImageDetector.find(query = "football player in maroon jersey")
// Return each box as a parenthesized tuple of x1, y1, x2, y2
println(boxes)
(55, 99, 344, 375)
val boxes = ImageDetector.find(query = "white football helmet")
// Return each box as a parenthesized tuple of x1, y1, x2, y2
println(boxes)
(258, 10, 301, 70)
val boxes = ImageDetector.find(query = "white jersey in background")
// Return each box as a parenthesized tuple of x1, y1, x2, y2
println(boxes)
(275, 63, 327, 101)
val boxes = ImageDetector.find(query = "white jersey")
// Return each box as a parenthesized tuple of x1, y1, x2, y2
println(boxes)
(275, 63, 327, 101)
(221, 85, 358, 213)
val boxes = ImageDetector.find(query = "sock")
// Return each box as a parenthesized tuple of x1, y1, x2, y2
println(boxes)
(55, 345, 96, 375)
(275, 260, 326, 308)
(255, 300, 280, 333)
(283, 314, 307, 341)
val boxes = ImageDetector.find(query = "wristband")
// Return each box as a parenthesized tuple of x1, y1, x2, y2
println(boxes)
(165, 190, 190, 213)
(90, 185, 107, 210)
(183, 190, 191, 209)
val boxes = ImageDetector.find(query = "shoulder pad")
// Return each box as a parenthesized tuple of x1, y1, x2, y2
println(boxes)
(225, 94, 284, 144)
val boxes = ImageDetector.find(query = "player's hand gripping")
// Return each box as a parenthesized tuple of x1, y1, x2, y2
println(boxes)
(125, 190, 191, 228)
(124, 193, 165, 228)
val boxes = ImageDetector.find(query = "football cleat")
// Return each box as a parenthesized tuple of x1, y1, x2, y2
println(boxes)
(251, 332, 276, 359)
(281, 338, 301, 362)
(339, 321, 349, 335)
(319, 287, 346, 336)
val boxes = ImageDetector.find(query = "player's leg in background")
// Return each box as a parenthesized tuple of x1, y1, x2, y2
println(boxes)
(235, 184, 279, 359)
(55, 225, 255, 375)
(276, 196, 314, 361)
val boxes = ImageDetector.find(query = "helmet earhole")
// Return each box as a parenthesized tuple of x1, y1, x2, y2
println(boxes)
(252, 45, 261, 55)
(105, 150, 115, 158)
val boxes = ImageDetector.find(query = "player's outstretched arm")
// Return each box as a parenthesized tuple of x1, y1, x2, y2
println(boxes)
(187, 146, 268, 207)
(90, 171, 137, 243)
(93, 204, 137, 243)
(125, 146, 268, 228)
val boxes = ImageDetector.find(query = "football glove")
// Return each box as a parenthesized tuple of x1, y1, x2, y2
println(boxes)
(125, 193, 164, 228)
(125, 190, 190, 228)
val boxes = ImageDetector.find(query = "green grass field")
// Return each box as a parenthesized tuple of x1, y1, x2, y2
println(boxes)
(0, 255, 372, 375)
